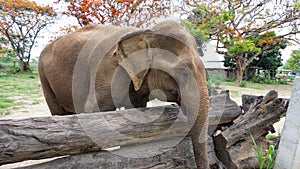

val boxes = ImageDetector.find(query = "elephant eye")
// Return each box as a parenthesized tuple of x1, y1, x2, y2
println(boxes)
(177, 67, 188, 76)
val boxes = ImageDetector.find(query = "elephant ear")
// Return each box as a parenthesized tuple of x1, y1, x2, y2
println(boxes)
(116, 30, 153, 91)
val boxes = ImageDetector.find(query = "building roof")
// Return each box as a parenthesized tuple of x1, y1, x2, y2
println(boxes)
(199, 42, 227, 69)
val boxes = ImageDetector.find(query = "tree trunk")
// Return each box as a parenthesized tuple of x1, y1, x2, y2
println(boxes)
(0, 106, 193, 165)
(18, 60, 30, 72)
(214, 90, 289, 169)
(19, 59, 25, 72)
(18, 137, 197, 169)
(235, 66, 245, 84)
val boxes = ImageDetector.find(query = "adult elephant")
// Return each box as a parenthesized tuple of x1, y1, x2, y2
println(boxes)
(39, 21, 209, 169)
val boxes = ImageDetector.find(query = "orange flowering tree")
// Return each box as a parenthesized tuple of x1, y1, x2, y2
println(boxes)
(183, 0, 300, 83)
(59, 0, 172, 28)
(0, 0, 56, 72)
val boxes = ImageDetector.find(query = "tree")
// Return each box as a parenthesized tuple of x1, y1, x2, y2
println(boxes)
(0, 0, 56, 72)
(224, 33, 287, 79)
(286, 49, 300, 70)
(59, 0, 172, 28)
(184, 0, 300, 83)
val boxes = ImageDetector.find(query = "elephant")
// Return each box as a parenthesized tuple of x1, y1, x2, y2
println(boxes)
(38, 20, 209, 169)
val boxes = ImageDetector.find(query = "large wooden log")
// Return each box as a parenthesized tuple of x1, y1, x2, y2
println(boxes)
(0, 91, 240, 166)
(0, 106, 194, 165)
(214, 90, 289, 169)
(208, 89, 240, 168)
(19, 137, 196, 169)
(209, 90, 241, 125)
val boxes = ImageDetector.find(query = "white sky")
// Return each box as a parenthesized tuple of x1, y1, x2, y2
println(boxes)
(31, 0, 299, 64)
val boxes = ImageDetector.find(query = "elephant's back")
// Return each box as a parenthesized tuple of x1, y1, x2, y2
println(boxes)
(38, 24, 140, 113)
(39, 25, 103, 113)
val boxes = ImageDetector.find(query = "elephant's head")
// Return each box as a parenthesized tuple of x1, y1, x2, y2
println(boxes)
(110, 21, 209, 168)
(112, 21, 206, 105)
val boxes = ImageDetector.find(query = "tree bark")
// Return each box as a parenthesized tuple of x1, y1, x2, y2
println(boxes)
(214, 90, 289, 169)
(208, 89, 241, 125)
(0, 106, 194, 165)
(19, 59, 24, 72)
(18, 137, 196, 169)
(235, 59, 245, 83)
(236, 67, 245, 84)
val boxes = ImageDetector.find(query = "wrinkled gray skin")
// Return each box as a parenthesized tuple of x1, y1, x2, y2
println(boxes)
(38, 21, 209, 169)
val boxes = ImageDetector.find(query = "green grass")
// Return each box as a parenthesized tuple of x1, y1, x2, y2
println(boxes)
(249, 85, 266, 90)
(0, 98, 14, 109)
(226, 81, 290, 90)
(230, 90, 239, 96)
(251, 134, 277, 169)
(266, 134, 276, 140)
(239, 81, 247, 87)
(0, 72, 41, 115)
(31, 100, 41, 105)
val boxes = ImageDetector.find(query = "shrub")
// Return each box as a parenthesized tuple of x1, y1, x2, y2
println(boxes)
(250, 75, 288, 85)
(239, 81, 247, 87)
(206, 77, 212, 88)
(207, 74, 225, 88)
(226, 77, 236, 82)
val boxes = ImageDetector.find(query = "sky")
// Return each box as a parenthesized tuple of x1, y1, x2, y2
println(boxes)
(31, 0, 299, 64)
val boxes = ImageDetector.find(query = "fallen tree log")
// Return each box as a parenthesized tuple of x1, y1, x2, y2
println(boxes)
(19, 137, 196, 169)
(214, 90, 289, 169)
(0, 106, 193, 165)
(209, 89, 241, 125)
(0, 90, 240, 166)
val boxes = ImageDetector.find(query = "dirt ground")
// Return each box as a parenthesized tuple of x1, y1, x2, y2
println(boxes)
(0, 83, 294, 168)
(0, 83, 293, 120)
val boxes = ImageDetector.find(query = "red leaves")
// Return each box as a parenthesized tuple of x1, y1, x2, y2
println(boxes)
(257, 38, 281, 47)
(60, 0, 171, 27)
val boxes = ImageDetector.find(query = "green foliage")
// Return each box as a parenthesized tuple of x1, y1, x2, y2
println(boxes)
(239, 81, 247, 87)
(226, 77, 235, 82)
(0, 0, 56, 72)
(286, 49, 300, 70)
(251, 134, 277, 169)
(181, 20, 208, 43)
(184, 0, 298, 83)
(250, 76, 288, 85)
(207, 74, 225, 88)
(266, 134, 276, 140)
(206, 77, 212, 88)
(295, 1, 300, 8)
(227, 40, 261, 55)
(224, 33, 286, 80)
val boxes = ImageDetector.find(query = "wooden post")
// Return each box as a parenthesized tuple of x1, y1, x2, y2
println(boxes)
(275, 77, 300, 169)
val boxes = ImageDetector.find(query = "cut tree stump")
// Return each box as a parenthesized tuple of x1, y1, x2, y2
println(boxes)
(214, 90, 289, 169)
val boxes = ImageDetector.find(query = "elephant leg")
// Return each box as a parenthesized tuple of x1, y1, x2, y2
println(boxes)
(191, 99, 209, 169)
(191, 125, 208, 169)
(39, 71, 70, 115)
